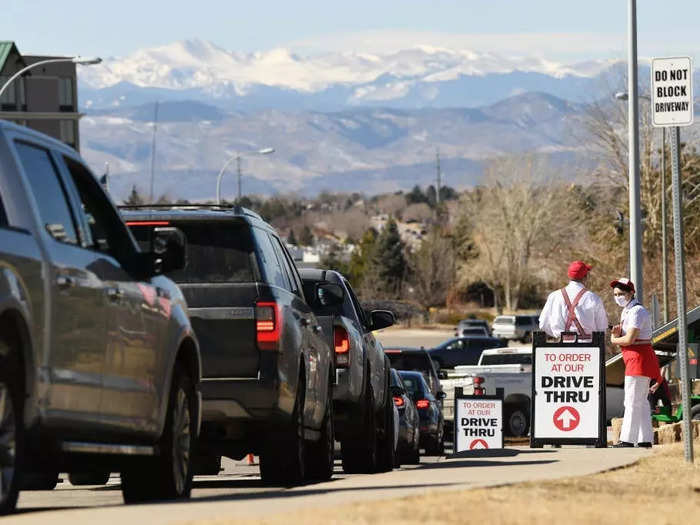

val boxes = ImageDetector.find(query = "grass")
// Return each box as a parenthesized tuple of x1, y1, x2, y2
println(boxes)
(195, 439, 700, 525)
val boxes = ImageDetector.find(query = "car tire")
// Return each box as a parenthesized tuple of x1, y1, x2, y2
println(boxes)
(341, 383, 377, 474)
(690, 404, 700, 421)
(306, 382, 334, 481)
(121, 364, 197, 503)
(21, 473, 59, 491)
(0, 339, 23, 515)
(405, 428, 421, 464)
(374, 373, 395, 473)
(69, 471, 111, 486)
(260, 373, 306, 485)
(505, 405, 530, 437)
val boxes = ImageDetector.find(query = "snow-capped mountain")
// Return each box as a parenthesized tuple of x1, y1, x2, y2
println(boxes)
(79, 39, 622, 110)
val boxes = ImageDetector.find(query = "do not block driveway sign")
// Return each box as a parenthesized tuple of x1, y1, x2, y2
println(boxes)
(531, 332, 606, 448)
(652, 56, 693, 128)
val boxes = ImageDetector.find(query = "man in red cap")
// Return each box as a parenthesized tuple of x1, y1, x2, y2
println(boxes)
(538, 261, 608, 341)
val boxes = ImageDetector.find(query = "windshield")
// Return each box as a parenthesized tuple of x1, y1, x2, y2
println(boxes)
(399, 373, 426, 398)
(480, 353, 532, 366)
(130, 221, 257, 283)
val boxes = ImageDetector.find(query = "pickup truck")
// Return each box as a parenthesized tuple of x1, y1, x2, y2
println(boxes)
(299, 269, 396, 473)
(0, 121, 201, 514)
(441, 348, 533, 438)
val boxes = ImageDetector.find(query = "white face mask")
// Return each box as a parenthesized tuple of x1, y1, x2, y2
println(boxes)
(614, 295, 630, 307)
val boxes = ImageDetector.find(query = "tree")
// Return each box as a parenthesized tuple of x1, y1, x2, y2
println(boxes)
(299, 225, 314, 246)
(408, 228, 455, 307)
(320, 244, 350, 276)
(123, 185, 145, 206)
(348, 228, 379, 294)
(287, 229, 298, 245)
(373, 219, 407, 299)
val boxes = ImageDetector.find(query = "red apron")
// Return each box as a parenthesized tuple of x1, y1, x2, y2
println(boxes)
(621, 342, 661, 380)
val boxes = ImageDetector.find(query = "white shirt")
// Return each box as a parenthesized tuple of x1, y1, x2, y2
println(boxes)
(539, 281, 609, 339)
(620, 299, 652, 340)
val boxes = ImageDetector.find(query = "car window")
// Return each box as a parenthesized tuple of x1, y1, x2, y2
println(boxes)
(445, 340, 464, 351)
(272, 235, 303, 296)
(0, 192, 7, 227)
(131, 221, 257, 283)
(480, 353, 532, 365)
(400, 374, 426, 398)
(254, 228, 291, 290)
(345, 282, 369, 329)
(15, 142, 78, 244)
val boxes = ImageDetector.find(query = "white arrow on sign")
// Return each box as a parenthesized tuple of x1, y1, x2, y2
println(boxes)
(557, 409, 577, 429)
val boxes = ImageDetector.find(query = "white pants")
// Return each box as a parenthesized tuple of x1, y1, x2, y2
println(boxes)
(619, 375, 653, 444)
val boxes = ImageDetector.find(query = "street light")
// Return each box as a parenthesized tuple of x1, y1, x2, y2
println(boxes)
(0, 56, 102, 100)
(615, 91, 668, 319)
(215, 147, 275, 204)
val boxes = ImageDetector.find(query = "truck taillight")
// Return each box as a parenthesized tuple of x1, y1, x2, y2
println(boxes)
(393, 396, 404, 408)
(474, 387, 485, 396)
(256, 302, 280, 351)
(473, 375, 485, 395)
(334, 326, 350, 367)
(473, 376, 485, 385)
(416, 399, 430, 409)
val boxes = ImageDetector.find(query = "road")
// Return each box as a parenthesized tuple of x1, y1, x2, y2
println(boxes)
(9, 447, 649, 525)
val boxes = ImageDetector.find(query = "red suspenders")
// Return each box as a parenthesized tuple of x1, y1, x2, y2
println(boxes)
(561, 287, 589, 337)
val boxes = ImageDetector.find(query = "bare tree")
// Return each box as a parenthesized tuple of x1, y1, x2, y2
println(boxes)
(408, 229, 454, 307)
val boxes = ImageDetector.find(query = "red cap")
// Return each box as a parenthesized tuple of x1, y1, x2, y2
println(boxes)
(568, 261, 592, 280)
(610, 278, 635, 293)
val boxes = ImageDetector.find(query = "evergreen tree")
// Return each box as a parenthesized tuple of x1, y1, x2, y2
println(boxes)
(347, 228, 378, 293)
(123, 185, 144, 206)
(299, 225, 314, 246)
(320, 244, 350, 276)
(287, 229, 298, 245)
(373, 219, 407, 298)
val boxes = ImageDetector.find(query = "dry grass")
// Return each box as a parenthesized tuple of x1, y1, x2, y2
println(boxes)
(194, 440, 700, 525)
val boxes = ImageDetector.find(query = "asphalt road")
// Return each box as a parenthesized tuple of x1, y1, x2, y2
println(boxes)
(8, 446, 650, 525)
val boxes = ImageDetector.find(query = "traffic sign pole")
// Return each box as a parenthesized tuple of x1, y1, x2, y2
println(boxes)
(670, 125, 694, 463)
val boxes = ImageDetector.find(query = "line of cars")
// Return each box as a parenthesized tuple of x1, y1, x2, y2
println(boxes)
(0, 121, 408, 515)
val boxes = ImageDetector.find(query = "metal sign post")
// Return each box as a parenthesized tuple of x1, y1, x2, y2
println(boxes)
(651, 55, 694, 463)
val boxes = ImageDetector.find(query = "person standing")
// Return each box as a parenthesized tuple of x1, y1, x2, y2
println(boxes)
(539, 261, 609, 341)
(610, 278, 663, 448)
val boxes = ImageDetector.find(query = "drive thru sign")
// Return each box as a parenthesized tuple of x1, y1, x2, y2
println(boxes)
(454, 393, 503, 453)
(531, 332, 606, 447)
(652, 57, 693, 128)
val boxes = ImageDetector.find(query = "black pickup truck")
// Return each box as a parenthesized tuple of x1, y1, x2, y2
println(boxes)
(123, 207, 334, 484)
(0, 121, 201, 514)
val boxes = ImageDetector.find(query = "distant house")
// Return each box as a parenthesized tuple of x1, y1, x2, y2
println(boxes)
(0, 41, 81, 150)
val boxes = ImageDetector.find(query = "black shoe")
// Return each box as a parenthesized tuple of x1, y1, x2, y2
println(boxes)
(637, 442, 652, 448)
(612, 441, 634, 448)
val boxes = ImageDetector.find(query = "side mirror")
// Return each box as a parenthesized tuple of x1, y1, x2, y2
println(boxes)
(437, 391, 447, 400)
(153, 227, 186, 273)
(370, 310, 395, 331)
(316, 282, 344, 307)
(438, 371, 448, 380)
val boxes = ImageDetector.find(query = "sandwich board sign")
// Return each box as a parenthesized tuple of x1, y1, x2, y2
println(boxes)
(454, 390, 503, 453)
(531, 332, 606, 448)
(651, 56, 694, 128)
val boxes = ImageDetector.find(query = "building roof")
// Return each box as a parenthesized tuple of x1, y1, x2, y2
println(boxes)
(0, 41, 26, 73)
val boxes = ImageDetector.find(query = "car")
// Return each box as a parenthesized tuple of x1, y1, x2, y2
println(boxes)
(385, 347, 444, 403)
(398, 371, 444, 455)
(299, 268, 396, 473)
(0, 121, 202, 514)
(455, 319, 492, 337)
(123, 206, 334, 484)
(390, 369, 420, 464)
(491, 314, 540, 343)
(428, 336, 506, 369)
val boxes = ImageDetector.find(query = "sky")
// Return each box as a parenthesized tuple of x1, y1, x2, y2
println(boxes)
(3, 0, 700, 61)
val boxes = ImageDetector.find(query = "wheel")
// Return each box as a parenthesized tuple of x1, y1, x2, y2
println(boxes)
(374, 374, 395, 473)
(260, 374, 306, 485)
(306, 383, 334, 481)
(0, 339, 23, 514)
(505, 406, 530, 437)
(404, 428, 420, 464)
(192, 454, 222, 476)
(69, 471, 110, 486)
(121, 364, 197, 503)
(691, 403, 700, 421)
(21, 473, 58, 491)
(341, 383, 377, 474)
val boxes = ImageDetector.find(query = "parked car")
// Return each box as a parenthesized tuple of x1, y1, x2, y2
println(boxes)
(428, 336, 506, 369)
(299, 268, 396, 473)
(0, 121, 202, 514)
(455, 319, 492, 337)
(390, 368, 420, 464)
(399, 371, 444, 455)
(123, 206, 334, 484)
(491, 314, 539, 343)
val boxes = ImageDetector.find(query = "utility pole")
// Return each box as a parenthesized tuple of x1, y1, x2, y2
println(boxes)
(236, 155, 242, 202)
(149, 101, 159, 204)
(627, 0, 643, 304)
(436, 148, 442, 205)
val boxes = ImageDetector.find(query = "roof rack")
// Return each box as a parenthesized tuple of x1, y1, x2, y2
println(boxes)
(117, 203, 263, 221)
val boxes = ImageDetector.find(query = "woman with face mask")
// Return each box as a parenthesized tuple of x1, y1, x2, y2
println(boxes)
(609, 278, 663, 448)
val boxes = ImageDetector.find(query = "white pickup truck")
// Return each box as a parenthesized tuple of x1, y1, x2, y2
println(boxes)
(442, 348, 532, 438)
